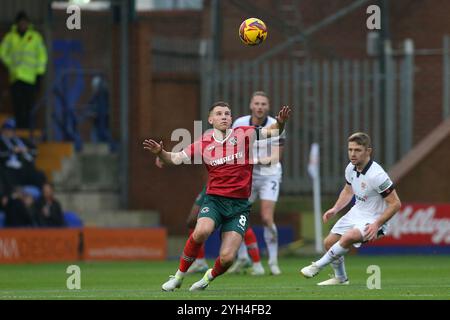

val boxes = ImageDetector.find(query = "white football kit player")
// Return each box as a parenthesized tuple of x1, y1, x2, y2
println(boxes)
(232, 115, 286, 203)
(331, 160, 395, 247)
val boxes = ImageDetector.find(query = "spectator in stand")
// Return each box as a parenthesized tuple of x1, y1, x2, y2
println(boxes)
(3, 186, 37, 227)
(0, 118, 46, 191)
(34, 182, 65, 227)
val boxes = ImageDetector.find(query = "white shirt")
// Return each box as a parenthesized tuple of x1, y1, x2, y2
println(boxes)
(232, 115, 285, 176)
(345, 160, 394, 217)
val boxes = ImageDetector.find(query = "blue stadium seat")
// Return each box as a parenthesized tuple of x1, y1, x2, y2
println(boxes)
(22, 185, 41, 200)
(0, 211, 5, 227)
(63, 211, 83, 227)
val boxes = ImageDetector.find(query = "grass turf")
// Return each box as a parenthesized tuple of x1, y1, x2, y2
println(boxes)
(0, 255, 448, 300)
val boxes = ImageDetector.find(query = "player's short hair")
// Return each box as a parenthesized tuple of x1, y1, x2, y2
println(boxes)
(251, 91, 270, 102)
(209, 101, 231, 115)
(348, 132, 372, 149)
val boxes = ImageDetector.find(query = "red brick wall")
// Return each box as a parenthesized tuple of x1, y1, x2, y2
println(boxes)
(126, 18, 206, 235)
(395, 134, 450, 202)
(389, 0, 450, 144)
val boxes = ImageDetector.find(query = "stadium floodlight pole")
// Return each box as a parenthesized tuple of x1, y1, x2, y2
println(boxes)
(308, 143, 324, 253)
(119, 0, 129, 209)
(252, 0, 371, 66)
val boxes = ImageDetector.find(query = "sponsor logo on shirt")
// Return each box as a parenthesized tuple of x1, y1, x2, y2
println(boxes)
(361, 182, 367, 190)
(229, 137, 238, 145)
(355, 194, 368, 202)
(209, 152, 243, 166)
(206, 144, 216, 151)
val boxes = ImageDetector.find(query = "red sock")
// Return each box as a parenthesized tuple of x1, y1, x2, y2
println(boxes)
(189, 228, 205, 259)
(244, 228, 261, 263)
(197, 243, 205, 259)
(179, 234, 202, 272)
(211, 257, 228, 278)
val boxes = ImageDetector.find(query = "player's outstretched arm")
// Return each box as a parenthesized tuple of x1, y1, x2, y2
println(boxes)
(365, 190, 401, 241)
(261, 105, 292, 138)
(323, 183, 354, 223)
(143, 139, 186, 165)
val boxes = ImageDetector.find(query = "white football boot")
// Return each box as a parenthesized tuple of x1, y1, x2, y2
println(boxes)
(317, 277, 349, 286)
(250, 262, 265, 276)
(300, 262, 321, 278)
(161, 274, 183, 291)
(268, 262, 282, 276)
(189, 268, 213, 291)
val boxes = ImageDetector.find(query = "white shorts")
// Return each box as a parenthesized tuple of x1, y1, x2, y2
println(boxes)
(249, 174, 281, 203)
(330, 207, 388, 248)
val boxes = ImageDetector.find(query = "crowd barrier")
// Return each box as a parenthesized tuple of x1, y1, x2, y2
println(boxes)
(0, 227, 167, 263)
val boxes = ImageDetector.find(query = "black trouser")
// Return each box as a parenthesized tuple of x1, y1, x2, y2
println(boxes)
(10, 80, 37, 129)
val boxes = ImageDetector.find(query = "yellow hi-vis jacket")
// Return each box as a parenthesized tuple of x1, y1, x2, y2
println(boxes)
(0, 24, 47, 85)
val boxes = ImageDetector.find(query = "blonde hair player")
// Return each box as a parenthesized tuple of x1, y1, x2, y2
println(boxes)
(228, 91, 286, 276)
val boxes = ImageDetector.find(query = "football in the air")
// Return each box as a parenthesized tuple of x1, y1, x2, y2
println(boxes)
(239, 18, 267, 46)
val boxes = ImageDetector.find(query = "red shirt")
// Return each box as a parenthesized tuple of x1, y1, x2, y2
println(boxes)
(183, 126, 257, 199)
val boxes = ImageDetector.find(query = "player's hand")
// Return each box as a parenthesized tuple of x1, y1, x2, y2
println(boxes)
(276, 105, 292, 124)
(143, 139, 163, 155)
(155, 156, 164, 168)
(364, 222, 381, 241)
(323, 208, 337, 223)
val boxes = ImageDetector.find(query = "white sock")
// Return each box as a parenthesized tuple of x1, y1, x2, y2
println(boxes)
(264, 224, 278, 265)
(175, 270, 186, 278)
(237, 242, 249, 260)
(315, 242, 349, 269)
(331, 256, 348, 280)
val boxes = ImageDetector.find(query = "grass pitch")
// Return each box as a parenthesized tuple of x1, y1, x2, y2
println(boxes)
(0, 255, 448, 300)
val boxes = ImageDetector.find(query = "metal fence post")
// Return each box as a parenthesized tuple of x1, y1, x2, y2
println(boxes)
(402, 39, 414, 155)
(443, 35, 450, 119)
(384, 40, 396, 168)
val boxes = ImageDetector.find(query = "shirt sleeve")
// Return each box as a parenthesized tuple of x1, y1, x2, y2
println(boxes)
(344, 163, 353, 185)
(371, 171, 394, 195)
(0, 33, 12, 68)
(182, 140, 202, 162)
(271, 129, 286, 146)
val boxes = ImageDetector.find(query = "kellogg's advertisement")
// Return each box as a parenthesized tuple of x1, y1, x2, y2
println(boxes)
(361, 203, 450, 254)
